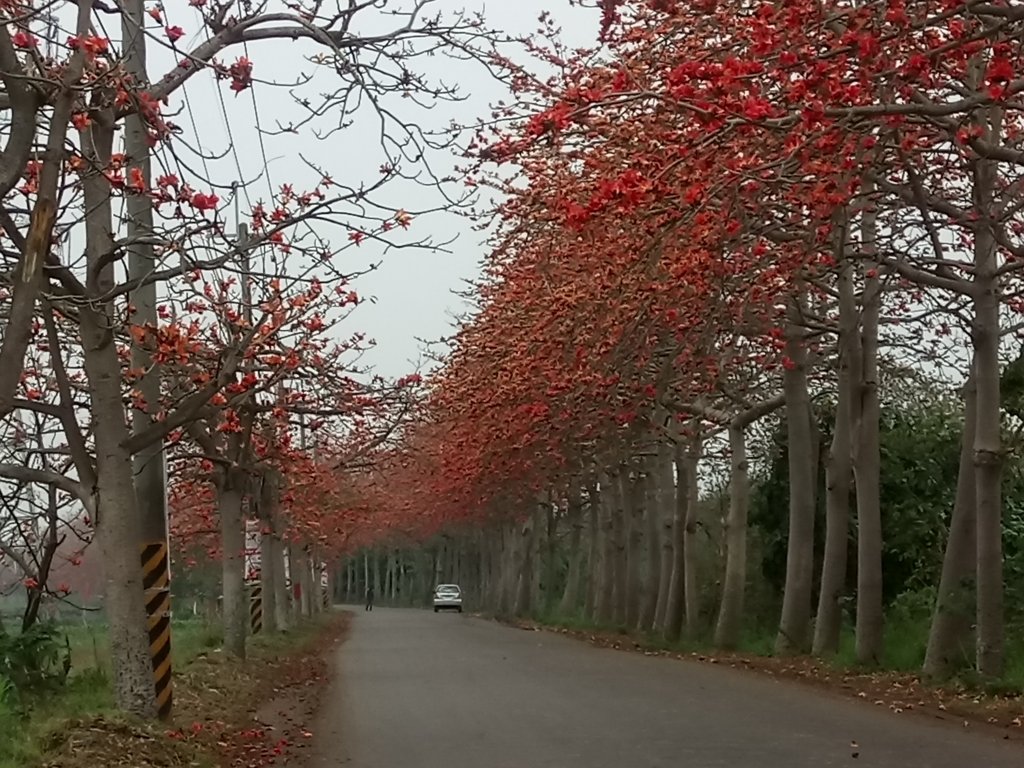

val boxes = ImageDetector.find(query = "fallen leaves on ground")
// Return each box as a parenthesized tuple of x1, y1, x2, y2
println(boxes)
(39, 613, 348, 768)
(502, 618, 1024, 743)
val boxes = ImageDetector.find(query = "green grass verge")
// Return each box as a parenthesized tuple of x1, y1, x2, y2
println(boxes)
(0, 618, 224, 768)
(527, 608, 1024, 694)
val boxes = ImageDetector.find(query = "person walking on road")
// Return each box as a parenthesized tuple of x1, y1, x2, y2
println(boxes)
(365, 586, 374, 611)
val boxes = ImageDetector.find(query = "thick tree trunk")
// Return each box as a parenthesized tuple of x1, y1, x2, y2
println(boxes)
(559, 486, 585, 616)
(218, 474, 246, 659)
(609, 471, 628, 626)
(583, 484, 600, 620)
(973, 172, 1004, 679)
(597, 482, 616, 624)
(854, 192, 884, 665)
(665, 437, 689, 642)
(776, 296, 816, 655)
(640, 459, 661, 632)
(494, 526, 509, 615)
(623, 469, 644, 628)
(90, 389, 157, 716)
(543, 499, 558, 613)
(258, 472, 280, 633)
(814, 244, 858, 656)
(682, 433, 701, 638)
(514, 512, 536, 617)
(653, 444, 674, 633)
(79, 101, 156, 718)
(715, 423, 749, 649)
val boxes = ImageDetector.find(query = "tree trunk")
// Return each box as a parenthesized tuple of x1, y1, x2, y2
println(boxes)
(623, 468, 644, 628)
(513, 512, 536, 617)
(776, 295, 816, 655)
(543, 499, 558, 614)
(373, 550, 382, 604)
(363, 550, 370, 605)
(260, 531, 278, 633)
(90, 394, 157, 716)
(273, 535, 290, 631)
(597, 482, 616, 624)
(665, 436, 689, 642)
(715, 422, 750, 649)
(218, 473, 246, 659)
(258, 472, 281, 633)
(498, 523, 516, 616)
(682, 433, 702, 638)
(814, 241, 858, 656)
(559, 486, 585, 616)
(973, 137, 1004, 678)
(609, 471, 628, 626)
(653, 444, 674, 633)
(311, 547, 324, 615)
(299, 547, 312, 617)
(854, 189, 884, 666)
(584, 484, 601, 621)
(79, 99, 156, 718)
(639, 458, 661, 633)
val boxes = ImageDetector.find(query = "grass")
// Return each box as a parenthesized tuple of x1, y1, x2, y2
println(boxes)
(526, 606, 1024, 695)
(0, 618, 224, 768)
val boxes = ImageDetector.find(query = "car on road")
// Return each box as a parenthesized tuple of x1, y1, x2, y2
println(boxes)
(433, 584, 463, 613)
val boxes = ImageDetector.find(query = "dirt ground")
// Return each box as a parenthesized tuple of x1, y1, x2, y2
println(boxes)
(39, 613, 349, 768)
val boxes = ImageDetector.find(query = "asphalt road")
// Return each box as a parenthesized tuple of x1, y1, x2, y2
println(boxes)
(309, 608, 1024, 767)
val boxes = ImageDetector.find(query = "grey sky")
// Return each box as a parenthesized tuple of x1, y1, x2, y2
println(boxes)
(141, 0, 599, 379)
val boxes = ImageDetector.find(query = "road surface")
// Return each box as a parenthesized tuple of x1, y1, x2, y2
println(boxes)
(309, 608, 1023, 767)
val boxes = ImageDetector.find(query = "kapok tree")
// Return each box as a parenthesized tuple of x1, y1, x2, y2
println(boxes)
(0, 0, 518, 717)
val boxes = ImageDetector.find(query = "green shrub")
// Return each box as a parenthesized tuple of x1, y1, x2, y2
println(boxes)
(0, 623, 71, 695)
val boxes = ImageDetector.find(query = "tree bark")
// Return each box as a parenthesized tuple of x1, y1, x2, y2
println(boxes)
(0, 5, 84, 417)
(79, 106, 156, 717)
(583, 484, 600, 621)
(715, 422, 750, 649)
(609, 470, 629, 627)
(623, 468, 644, 629)
(972, 123, 1004, 678)
(260, 531, 278, 633)
(639, 458, 661, 633)
(513, 512, 536, 617)
(776, 295, 816, 655)
(273, 535, 290, 631)
(218, 473, 246, 658)
(682, 433, 702, 638)
(854, 185, 884, 666)
(559, 485, 585, 616)
(258, 471, 281, 633)
(596, 482, 616, 624)
(653, 443, 674, 633)
(543, 498, 558, 613)
(814, 235, 858, 656)
(664, 436, 689, 642)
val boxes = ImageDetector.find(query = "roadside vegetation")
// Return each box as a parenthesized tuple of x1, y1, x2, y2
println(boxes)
(0, 611, 344, 768)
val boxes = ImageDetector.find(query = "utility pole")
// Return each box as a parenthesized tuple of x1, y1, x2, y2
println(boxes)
(122, 0, 171, 721)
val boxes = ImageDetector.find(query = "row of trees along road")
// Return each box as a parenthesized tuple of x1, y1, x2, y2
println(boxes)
(348, 0, 1024, 683)
(0, 0, 517, 717)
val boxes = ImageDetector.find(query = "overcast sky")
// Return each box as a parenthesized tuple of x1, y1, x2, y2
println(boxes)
(129, 0, 600, 379)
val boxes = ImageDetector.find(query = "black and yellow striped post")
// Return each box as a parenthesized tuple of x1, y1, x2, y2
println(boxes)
(141, 542, 172, 720)
(249, 584, 263, 635)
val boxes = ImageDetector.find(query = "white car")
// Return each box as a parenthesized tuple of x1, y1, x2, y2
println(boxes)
(433, 584, 463, 613)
